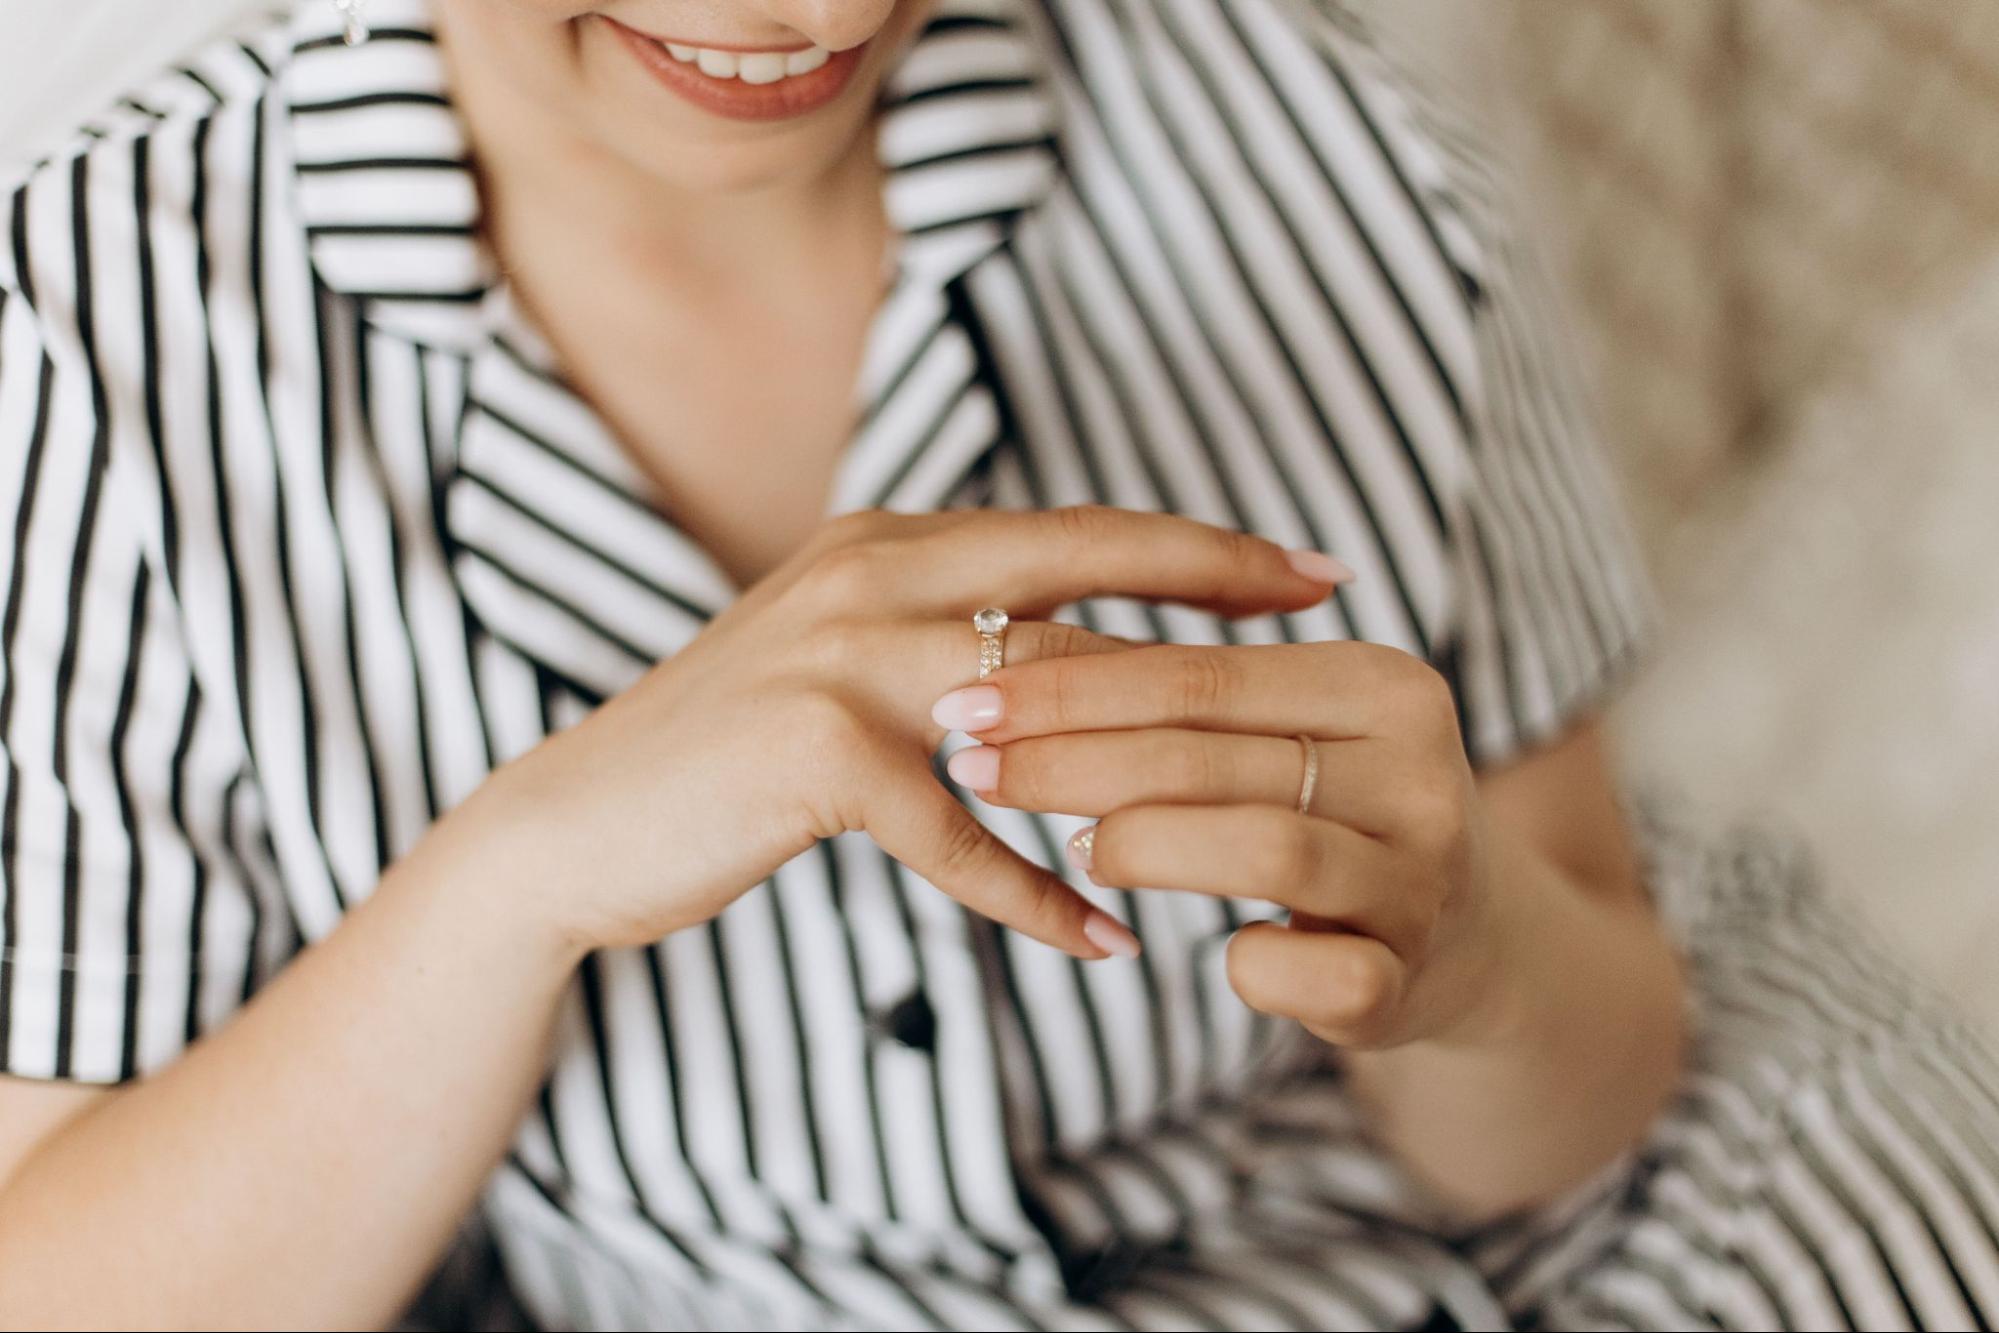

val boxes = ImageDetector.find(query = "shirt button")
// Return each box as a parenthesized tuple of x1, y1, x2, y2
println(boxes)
(869, 989, 936, 1052)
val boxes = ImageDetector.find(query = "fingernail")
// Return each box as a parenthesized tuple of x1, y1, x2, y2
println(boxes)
(1284, 550, 1356, 585)
(932, 685, 1004, 732)
(945, 745, 1000, 791)
(1066, 824, 1096, 872)
(1083, 908, 1141, 960)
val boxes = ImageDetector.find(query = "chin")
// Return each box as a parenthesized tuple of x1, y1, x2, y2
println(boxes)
(585, 95, 880, 199)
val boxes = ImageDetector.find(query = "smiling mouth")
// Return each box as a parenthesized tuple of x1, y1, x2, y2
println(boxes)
(652, 40, 834, 85)
(604, 18, 868, 121)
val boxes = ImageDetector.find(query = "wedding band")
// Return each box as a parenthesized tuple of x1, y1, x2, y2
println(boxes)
(1294, 734, 1319, 815)
(974, 607, 1009, 679)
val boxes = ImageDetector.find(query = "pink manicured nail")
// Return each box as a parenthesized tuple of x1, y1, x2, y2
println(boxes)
(945, 745, 1000, 791)
(933, 685, 1004, 732)
(1066, 824, 1097, 872)
(1284, 549, 1356, 585)
(1083, 909, 1142, 960)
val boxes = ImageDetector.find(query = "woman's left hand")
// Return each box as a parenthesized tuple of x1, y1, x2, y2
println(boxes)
(933, 639, 1508, 1051)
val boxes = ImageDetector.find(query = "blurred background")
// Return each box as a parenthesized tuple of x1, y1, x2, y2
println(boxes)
(5, 0, 1996, 1033)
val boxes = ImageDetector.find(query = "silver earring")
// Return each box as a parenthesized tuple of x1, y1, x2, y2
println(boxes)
(334, 0, 372, 46)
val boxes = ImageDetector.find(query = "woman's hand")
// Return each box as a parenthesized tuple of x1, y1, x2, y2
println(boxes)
(934, 639, 1505, 1049)
(459, 507, 1346, 962)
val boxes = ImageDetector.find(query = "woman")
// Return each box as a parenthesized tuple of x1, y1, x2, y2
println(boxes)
(0, 0, 1992, 1328)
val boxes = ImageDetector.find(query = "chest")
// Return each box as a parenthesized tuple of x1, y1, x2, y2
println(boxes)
(494, 241, 890, 590)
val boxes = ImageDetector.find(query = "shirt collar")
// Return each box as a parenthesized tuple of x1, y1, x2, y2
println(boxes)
(279, 0, 1062, 350)
(281, 0, 1064, 699)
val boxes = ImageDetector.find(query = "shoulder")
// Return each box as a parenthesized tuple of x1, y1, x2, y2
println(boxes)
(1027, 0, 1494, 367)
(1, 9, 295, 325)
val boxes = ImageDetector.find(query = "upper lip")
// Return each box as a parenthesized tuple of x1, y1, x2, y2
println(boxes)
(607, 21, 819, 55)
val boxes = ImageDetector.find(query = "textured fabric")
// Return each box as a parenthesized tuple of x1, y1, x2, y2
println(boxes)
(5, 1, 1987, 1330)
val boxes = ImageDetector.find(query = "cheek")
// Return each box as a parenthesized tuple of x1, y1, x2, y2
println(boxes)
(493, 0, 597, 18)
(440, 0, 594, 49)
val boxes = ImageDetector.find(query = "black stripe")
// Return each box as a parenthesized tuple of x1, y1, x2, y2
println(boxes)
(246, 93, 339, 909)
(189, 115, 256, 823)
(574, 954, 706, 1270)
(163, 674, 206, 1048)
(49, 149, 118, 1078)
(293, 155, 470, 174)
(449, 464, 710, 630)
(0, 345, 57, 1072)
(294, 27, 440, 55)
(449, 535, 656, 669)
(352, 318, 441, 823)
(815, 842, 901, 1221)
(311, 279, 392, 877)
(110, 563, 152, 1080)
(289, 90, 453, 116)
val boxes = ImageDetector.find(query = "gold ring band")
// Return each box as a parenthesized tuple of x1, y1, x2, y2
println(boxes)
(974, 607, 1009, 680)
(1294, 734, 1319, 815)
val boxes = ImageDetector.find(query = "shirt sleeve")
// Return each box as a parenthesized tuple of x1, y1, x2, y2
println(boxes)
(0, 257, 270, 1084)
(1323, 10, 1660, 769)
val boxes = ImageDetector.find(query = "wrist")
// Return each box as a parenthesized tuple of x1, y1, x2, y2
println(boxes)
(1430, 818, 1680, 1052)
(409, 762, 600, 979)
(1425, 820, 1576, 1050)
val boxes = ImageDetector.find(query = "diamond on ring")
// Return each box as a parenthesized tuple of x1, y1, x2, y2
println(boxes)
(975, 607, 1010, 680)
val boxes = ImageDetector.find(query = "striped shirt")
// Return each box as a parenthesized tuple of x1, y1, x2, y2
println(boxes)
(0, 1, 1694, 1328)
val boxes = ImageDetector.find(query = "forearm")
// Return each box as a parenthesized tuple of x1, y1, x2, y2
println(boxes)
(0, 796, 584, 1331)
(1342, 825, 1688, 1223)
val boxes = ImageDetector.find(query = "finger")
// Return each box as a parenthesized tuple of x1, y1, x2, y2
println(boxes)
(1225, 922, 1408, 1049)
(1077, 803, 1421, 941)
(953, 727, 1419, 837)
(831, 618, 1131, 735)
(961, 641, 1451, 747)
(860, 740, 1140, 961)
(810, 505, 1351, 621)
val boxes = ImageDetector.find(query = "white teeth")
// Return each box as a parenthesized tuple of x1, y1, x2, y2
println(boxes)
(785, 46, 830, 76)
(738, 53, 786, 85)
(696, 48, 739, 78)
(658, 40, 833, 83)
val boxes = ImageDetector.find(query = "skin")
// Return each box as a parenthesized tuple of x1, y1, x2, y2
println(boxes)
(0, 2, 1687, 1326)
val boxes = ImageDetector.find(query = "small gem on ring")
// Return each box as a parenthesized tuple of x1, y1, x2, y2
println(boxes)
(974, 607, 1010, 635)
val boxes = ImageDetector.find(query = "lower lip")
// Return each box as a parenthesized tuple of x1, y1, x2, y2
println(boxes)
(605, 20, 866, 122)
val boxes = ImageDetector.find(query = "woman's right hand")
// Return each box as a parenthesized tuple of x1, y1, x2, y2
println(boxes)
(458, 506, 1344, 961)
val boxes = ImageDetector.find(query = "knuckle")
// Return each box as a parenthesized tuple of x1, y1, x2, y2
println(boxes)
(1171, 651, 1235, 722)
(1163, 735, 1226, 798)
(801, 539, 894, 605)
(931, 812, 998, 882)
(1028, 620, 1099, 663)
(802, 621, 873, 678)
(1335, 963, 1399, 1047)
(1396, 766, 1467, 853)
(789, 685, 864, 740)
(822, 507, 896, 547)
(1040, 654, 1091, 732)
(1049, 503, 1116, 546)
(1209, 522, 1264, 571)
(991, 740, 1049, 807)
(1393, 655, 1460, 733)
(1321, 955, 1399, 1048)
